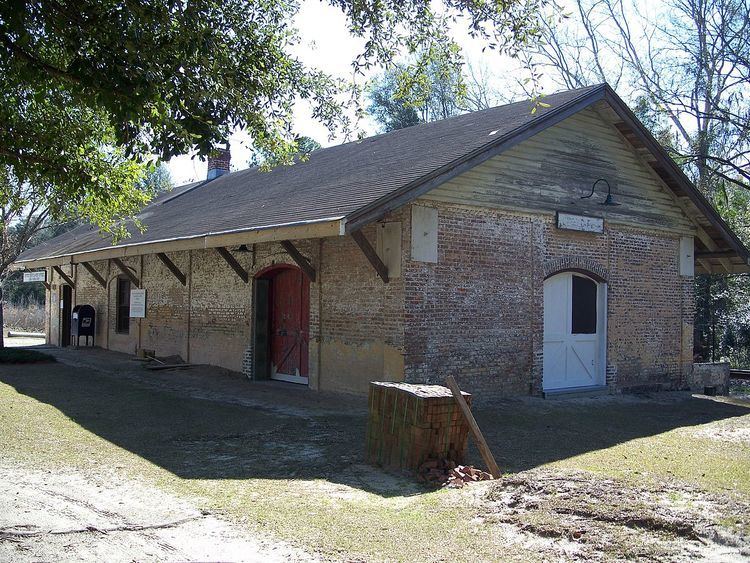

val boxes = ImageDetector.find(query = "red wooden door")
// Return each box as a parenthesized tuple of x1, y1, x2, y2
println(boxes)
(269, 267, 309, 383)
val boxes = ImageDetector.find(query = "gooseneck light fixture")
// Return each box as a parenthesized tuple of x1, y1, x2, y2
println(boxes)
(581, 178, 619, 206)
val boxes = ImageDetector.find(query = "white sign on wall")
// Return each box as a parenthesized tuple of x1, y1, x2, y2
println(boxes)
(556, 212, 604, 234)
(129, 289, 147, 318)
(23, 270, 47, 282)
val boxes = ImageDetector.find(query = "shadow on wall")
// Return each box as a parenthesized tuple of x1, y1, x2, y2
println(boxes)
(0, 358, 748, 497)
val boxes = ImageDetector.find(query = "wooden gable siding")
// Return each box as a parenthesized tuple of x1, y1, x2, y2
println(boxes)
(422, 107, 695, 234)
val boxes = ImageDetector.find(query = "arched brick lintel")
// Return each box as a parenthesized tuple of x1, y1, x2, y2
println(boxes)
(544, 257, 609, 283)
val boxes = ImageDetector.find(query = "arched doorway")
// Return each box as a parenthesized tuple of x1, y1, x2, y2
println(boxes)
(254, 265, 310, 384)
(543, 271, 606, 391)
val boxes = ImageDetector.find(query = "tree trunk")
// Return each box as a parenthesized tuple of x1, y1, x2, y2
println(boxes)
(0, 285, 5, 349)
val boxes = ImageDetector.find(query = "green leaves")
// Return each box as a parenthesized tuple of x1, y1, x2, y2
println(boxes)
(0, 0, 543, 238)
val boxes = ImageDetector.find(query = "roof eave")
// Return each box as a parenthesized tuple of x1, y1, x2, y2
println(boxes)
(600, 84, 750, 270)
(11, 217, 346, 270)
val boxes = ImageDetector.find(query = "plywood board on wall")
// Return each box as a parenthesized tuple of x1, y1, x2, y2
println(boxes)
(376, 221, 402, 278)
(411, 206, 438, 263)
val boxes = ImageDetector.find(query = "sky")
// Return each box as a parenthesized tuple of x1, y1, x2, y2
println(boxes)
(165, 0, 519, 186)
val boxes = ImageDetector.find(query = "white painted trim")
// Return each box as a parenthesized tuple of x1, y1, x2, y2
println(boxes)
(598, 282, 608, 388)
(543, 271, 607, 391)
(271, 372, 309, 385)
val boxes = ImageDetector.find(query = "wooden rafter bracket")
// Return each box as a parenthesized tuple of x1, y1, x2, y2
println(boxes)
(111, 258, 140, 287)
(351, 229, 389, 283)
(52, 265, 75, 289)
(42, 268, 51, 290)
(280, 240, 316, 282)
(695, 250, 734, 259)
(156, 252, 187, 286)
(215, 247, 249, 283)
(80, 261, 106, 288)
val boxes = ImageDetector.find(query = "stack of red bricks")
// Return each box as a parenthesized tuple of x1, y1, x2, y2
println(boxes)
(366, 381, 471, 472)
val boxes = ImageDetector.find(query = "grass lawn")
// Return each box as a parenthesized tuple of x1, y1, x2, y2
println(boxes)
(1, 359, 748, 561)
(0, 348, 55, 363)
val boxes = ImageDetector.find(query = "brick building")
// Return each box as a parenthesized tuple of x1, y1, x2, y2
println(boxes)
(13, 84, 750, 396)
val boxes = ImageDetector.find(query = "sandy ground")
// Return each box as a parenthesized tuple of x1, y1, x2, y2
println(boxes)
(4, 335, 45, 348)
(0, 462, 314, 563)
(478, 469, 750, 561)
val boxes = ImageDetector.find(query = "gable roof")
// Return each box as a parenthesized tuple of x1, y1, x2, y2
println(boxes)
(14, 83, 749, 273)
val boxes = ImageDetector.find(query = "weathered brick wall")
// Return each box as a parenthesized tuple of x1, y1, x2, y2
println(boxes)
(107, 256, 141, 355)
(402, 200, 693, 396)
(46, 230, 405, 391)
(189, 249, 251, 372)
(141, 253, 189, 359)
(403, 203, 535, 395)
(45, 199, 692, 397)
(315, 219, 406, 393)
(605, 229, 684, 391)
(73, 260, 109, 346)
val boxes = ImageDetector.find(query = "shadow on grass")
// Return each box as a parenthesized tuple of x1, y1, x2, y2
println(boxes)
(473, 394, 750, 474)
(1, 358, 748, 496)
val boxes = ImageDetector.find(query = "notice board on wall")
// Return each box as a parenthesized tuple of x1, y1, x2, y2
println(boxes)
(129, 289, 146, 318)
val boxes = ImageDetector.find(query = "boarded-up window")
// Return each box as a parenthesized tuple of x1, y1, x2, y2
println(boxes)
(571, 275, 597, 334)
(116, 278, 131, 334)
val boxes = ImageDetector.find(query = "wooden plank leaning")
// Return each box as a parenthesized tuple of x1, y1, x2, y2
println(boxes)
(445, 375, 501, 479)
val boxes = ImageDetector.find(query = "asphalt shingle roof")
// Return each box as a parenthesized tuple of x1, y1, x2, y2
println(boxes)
(18, 85, 602, 263)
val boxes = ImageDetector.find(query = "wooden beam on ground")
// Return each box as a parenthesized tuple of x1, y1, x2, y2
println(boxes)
(215, 247, 249, 283)
(80, 262, 106, 288)
(445, 376, 501, 479)
(156, 252, 187, 286)
(351, 230, 389, 283)
(52, 265, 75, 289)
(279, 241, 316, 282)
(111, 258, 140, 287)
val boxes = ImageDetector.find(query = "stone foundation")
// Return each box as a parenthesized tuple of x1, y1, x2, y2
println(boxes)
(689, 362, 730, 395)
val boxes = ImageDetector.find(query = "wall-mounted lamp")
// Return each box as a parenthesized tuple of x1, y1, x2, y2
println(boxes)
(581, 178, 619, 206)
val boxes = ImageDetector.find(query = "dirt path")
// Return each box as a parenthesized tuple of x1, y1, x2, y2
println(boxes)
(0, 461, 315, 562)
(479, 469, 750, 561)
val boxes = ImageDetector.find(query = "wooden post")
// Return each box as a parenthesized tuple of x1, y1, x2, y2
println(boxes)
(445, 375, 501, 478)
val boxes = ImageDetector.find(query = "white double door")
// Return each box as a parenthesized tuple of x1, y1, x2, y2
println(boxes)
(543, 272, 606, 391)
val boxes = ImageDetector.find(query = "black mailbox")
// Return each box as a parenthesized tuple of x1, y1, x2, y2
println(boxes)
(71, 304, 96, 346)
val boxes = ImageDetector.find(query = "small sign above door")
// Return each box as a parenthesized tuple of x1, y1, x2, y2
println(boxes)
(556, 212, 604, 234)
(23, 270, 47, 282)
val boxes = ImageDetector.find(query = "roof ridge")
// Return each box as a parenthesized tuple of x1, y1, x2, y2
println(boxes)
(342, 83, 608, 230)
(169, 84, 606, 190)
